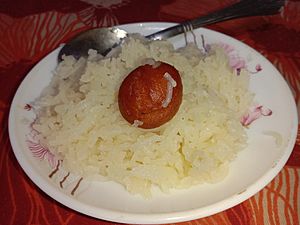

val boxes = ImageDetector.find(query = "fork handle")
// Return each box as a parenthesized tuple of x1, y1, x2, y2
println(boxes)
(146, 0, 285, 40)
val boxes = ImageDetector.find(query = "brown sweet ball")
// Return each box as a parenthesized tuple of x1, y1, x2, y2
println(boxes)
(118, 60, 183, 129)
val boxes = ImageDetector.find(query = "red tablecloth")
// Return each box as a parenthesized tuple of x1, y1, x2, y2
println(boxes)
(1, 0, 299, 224)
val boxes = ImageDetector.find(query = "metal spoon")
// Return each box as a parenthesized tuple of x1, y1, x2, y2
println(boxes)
(58, 0, 284, 61)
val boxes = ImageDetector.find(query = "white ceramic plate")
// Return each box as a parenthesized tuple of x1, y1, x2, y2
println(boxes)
(9, 22, 298, 224)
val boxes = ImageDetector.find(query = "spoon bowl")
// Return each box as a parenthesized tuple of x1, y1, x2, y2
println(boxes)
(58, 28, 127, 61)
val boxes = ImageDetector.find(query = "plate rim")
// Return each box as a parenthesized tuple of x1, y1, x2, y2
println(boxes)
(8, 22, 298, 224)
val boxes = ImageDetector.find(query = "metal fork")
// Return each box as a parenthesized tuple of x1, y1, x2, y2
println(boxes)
(146, 0, 285, 41)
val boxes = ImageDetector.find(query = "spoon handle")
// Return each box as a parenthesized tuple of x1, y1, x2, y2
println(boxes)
(146, 0, 285, 41)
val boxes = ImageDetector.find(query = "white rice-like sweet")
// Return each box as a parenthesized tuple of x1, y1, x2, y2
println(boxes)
(33, 37, 253, 197)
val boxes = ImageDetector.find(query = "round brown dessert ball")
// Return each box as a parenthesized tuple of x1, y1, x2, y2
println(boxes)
(118, 60, 183, 129)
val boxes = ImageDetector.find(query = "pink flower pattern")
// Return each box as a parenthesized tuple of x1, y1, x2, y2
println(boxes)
(241, 105, 273, 126)
(25, 105, 59, 169)
(219, 43, 262, 75)
(26, 139, 58, 168)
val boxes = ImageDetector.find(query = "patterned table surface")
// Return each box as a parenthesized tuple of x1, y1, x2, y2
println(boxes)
(0, 0, 299, 224)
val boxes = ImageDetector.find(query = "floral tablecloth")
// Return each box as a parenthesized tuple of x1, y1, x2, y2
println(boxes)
(0, 0, 299, 224)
